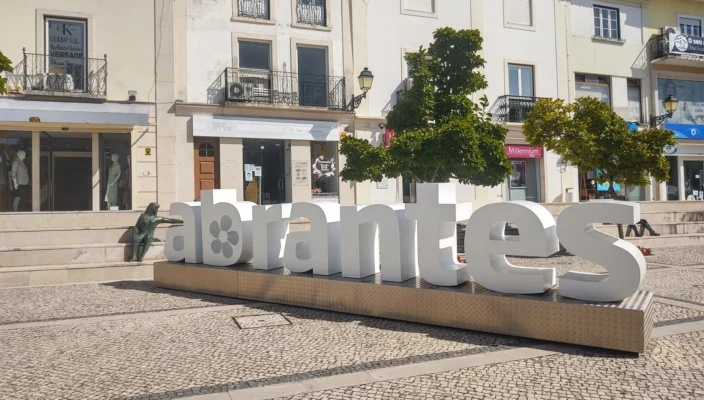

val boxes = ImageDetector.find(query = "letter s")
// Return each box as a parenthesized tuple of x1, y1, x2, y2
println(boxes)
(556, 201, 646, 302)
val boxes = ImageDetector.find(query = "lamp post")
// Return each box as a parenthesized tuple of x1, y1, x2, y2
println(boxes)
(348, 67, 374, 112)
(649, 94, 679, 127)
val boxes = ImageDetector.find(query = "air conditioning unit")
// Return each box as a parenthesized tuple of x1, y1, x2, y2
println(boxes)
(662, 26, 680, 36)
(404, 77, 413, 90)
(229, 77, 270, 102)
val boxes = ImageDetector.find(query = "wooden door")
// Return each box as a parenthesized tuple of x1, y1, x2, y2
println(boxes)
(194, 137, 220, 201)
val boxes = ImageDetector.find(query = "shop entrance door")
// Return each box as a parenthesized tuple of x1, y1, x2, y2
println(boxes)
(40, 133, 93, 211)
(684, 161, 704, 200)
(243, 139, 286, 204)
(193, 137, 220, 201)
(508, 159, 540, 202)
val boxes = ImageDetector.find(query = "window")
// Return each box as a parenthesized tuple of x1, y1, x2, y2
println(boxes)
(508, 64, 534, 97)
(238, 40, 271, 70)
(627, 79, 642, 123)
(296, 0, 326, 26)
(680, 16, 702, 36)
(297, 46, 328, 107)
(505, 0, 532, 27)
(198, 142, 215, 157)
(311, 142, 338, 198)
(593, 5, 620, 40)
(575, 74, 611, 105)
(237, 0, 270, 19)
(45, 17, 88, 90)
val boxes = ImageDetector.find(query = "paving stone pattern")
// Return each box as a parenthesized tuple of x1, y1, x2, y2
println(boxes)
(645, 245, 704, 267)
(1, 247, 704, 399)
(281, 332, 704, 400)
(0, 280, 245, 325)
(0, 305, 520, 400)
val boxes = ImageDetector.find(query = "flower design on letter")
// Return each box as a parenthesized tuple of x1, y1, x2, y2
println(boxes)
(209, 215, 239, 259)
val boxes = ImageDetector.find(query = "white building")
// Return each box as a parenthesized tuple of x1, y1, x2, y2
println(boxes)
(349, 0, 576, 205)
(171, 0, 355, 206)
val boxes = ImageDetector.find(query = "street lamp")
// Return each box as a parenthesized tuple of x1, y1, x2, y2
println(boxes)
(650, 94, 679, 127)
(348, 67, 374, 111)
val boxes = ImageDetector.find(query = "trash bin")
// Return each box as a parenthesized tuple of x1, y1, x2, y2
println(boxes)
(565, 188, 576, 203)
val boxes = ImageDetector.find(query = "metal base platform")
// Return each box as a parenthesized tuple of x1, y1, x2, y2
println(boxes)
(154, 261, 654, 353)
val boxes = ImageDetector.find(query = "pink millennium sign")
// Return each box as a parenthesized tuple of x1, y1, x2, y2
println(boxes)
(505, 145, 543, 159)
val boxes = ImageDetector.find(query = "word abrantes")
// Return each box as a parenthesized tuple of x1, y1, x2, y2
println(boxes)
(165, 183, 646, 303)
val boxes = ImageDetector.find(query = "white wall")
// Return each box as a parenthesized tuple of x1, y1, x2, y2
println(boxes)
(571, 0, 643, 45)
(483, 0, 560, 104)
(186, 0, 345, 104)
(364, 0, 472, 118)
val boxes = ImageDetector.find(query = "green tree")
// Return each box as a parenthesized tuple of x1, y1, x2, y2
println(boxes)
(0, 50, 12, 95)
(524, 97, 676, 198)
(339, 28, 511, 186)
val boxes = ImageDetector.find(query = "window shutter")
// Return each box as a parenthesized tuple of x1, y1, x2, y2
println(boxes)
(505, 0, 532, 26)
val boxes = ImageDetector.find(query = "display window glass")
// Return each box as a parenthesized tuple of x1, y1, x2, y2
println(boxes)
(99, 134, 131, 210)
(310, 141, 338, 199)
(0, 131, 32, 212)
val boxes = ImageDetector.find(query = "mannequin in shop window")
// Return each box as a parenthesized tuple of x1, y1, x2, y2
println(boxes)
(10, 150, 29, 212)
(105, 153, 121, 209)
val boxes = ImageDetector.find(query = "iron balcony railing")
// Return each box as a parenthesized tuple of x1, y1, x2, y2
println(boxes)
(5, 49, 107, 98)
(296, 0, 326, 26)
(222, 67, 346, 109)
(490, 95, 543, 124)
(649, 32, 704, 62)
(238, 0, 270, 19)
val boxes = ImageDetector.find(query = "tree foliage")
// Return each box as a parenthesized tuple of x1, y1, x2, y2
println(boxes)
(0, 50, 13, 95)
(524, 97, 676, 197)
(339, 28, 511, 185)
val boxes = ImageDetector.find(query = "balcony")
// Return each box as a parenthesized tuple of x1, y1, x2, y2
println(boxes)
(490, 95, 542, 124)
(649, 32, 704, 68)
(237, 0, 270, 19)
(218, 67, 346, 110)
(5, 50, 107, 99)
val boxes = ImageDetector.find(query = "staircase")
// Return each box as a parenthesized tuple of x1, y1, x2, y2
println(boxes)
(457, 201, 704, 251)
(0, 211, 169, 288)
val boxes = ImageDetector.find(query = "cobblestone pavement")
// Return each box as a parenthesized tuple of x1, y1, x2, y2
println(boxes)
(0, 280, 245, 325)
(0, 247, 703, 400)
(281, 332, 704, 400)
(645, 245, 704, 267)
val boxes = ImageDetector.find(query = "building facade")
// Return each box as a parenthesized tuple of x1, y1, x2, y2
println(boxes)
(0, 0, 157, 213)
(170, 0, 355, 207)
(647, 0, 704, 201)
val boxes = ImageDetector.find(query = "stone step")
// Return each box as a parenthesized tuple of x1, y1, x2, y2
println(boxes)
(0, 226, 171, 249)
(624, 234, 704, 247)
(0, 261, 155, 288)
(0, 210, 171, 230)
(598, 221, 704, 236)
(540, 201, 704, 215)
(0, 242, 165, 268)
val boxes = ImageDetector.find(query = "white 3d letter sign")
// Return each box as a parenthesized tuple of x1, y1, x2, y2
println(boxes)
(166, 185, 646, 303)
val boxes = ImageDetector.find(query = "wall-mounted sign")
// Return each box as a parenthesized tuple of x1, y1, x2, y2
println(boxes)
(144, 147, 152, 156)
(505, 145, 543, 159)
(192, 116, 343, 142)
(668, 33, 704, 57)
(254, 166, 262, 177)
(293, 160, 309, 186)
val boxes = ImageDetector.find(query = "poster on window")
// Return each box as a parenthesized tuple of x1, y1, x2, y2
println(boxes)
(658, 78, 704, 140)
(46, 18, 87, 89)
(510, 161, 527, 188)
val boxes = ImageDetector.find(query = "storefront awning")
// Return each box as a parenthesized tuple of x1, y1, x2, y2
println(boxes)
(192, 115, 343, 142)
(0, 99, 149, 126)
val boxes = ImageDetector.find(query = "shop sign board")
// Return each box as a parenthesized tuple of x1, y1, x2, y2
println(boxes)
(505, 145, 543, 159)
(192, 115, 342, 142)
(165, 184, 646, 303)
(668, 33, 704, 57)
